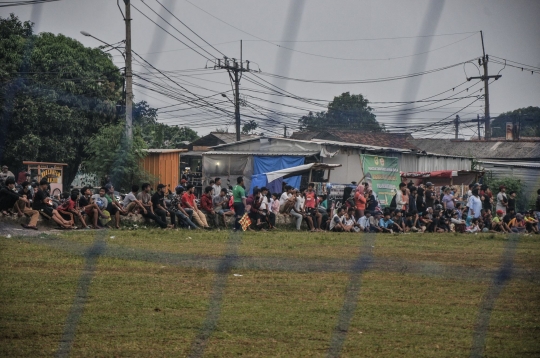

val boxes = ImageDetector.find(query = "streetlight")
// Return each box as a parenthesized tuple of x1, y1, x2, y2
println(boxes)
(80, 10, 132, 142)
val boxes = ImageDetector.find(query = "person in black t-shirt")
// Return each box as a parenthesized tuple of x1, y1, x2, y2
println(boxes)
(425, 182, 435, 209)
(32, 178, 73, 229)
(507, 191, 517, 213)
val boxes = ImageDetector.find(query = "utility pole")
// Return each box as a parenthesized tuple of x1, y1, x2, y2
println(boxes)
(283, 125, 287, 138)
(466, 31, 501, 141)
(454, 115, 460, 139)
(477, 114, 481, 140)
(215, 40, 252, 141)
(124, 0, 133, 140)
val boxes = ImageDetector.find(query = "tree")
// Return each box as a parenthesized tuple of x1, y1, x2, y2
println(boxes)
(82, 123, 152, 191)
(133, 100, 157, 127)
(241, 120, 258, 135)
(298, 92, 383, 132)
(0, 14, 123, 188)
(491, 106, 540, 138)
(141, 122, 198, 149)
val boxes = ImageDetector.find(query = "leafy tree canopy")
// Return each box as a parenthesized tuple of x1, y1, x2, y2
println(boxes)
(298, 92, 383, 132)
(82, 123, 152, 192)
(491, 106, 540, 138)
(241, 119, 258, 135)
(0, 14, 123, 188)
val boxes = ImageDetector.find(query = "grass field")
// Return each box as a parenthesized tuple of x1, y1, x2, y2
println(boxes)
(1, 230, 539, 357)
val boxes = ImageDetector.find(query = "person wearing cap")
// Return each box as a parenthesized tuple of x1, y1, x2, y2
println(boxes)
(0, 165, 15, 182)
(508, 213, 526, 233)
(524, 210, 538, 234)
(491, 209, 509, 233)
(425, 182, 435, 209)
(496, 185, 508, 214)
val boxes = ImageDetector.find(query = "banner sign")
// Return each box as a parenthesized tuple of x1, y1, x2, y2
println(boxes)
(361, 154, 400, 207)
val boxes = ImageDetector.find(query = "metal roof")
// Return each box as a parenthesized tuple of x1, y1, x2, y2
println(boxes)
(409, 139, 540, 160)
(203, 151, 319, 156)
(146, 149, 187, 153)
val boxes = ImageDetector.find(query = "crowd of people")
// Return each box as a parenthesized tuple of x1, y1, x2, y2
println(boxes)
(1, 166, 540, 235)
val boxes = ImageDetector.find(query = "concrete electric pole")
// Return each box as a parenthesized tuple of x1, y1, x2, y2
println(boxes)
(215, 41, 253, 141)
(466, 31, 501, 141)
(124, 0, 133, 141)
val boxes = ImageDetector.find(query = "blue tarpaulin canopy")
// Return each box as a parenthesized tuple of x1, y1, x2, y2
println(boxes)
(249, 156, 304, 194)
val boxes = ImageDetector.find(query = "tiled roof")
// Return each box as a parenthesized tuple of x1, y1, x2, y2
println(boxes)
(409, 138, 540, 159)
(211, 132, 259, 143)
(290, 130, 417, 149)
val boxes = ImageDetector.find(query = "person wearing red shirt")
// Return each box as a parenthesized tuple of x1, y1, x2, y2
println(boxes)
(305, 183, 322, 231)
(182, 184, 209, 228)
(354, 185, 367, 219)
(201, 186, 218, 227)
(58, 192, 88, 228)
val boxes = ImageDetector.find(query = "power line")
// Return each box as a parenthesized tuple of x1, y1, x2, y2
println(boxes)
(0, 0, 60, 7)
(131, 3, 216, 62)
(255, 59, 479, 84)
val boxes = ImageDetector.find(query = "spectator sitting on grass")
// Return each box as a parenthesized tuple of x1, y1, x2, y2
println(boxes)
(123, 185, 147, 215)
(213, 188, 234, 229)
(137, 183, 168, 229)
(169, 186, 198, 230)
(379, 212, 395, 233)
(79, 187, 106, 229)
(0, 177, 39, 230)
(32, 178, 74, 229)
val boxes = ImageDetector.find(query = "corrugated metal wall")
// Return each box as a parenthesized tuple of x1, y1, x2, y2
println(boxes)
(387, 153, 471, 172)
(480, 163, 540, 210)
(141, 152, 180, 191)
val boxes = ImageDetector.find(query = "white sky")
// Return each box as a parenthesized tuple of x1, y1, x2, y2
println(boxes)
(3, 0, 540, 139)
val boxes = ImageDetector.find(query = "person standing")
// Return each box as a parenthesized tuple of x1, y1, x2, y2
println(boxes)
(442, 187, 455, 210)
(354, 184, 367, 219)
(496, 185, 508, 214)
(212, 178, 222, 197)
(232, 176, 247, 231)
(468, 189, 483, 219)
(425, 182, 435, 209)
(507, 191, 517, 213)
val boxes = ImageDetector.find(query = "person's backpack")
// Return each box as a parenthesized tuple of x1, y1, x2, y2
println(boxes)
(389, 194, 397, 210)
(346, 196, 355, 208)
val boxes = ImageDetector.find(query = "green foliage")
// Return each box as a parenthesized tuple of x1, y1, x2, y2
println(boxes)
(140, 122, 198, 149)
(0, 14, 123, 188)
(298, 92, 383, 132)
(82, 123, 152, 191)
(484, 174, 526, 210)
(133, 100, 157, 127)
(491, 106, 540, 138)
(241, 119, 258, 135)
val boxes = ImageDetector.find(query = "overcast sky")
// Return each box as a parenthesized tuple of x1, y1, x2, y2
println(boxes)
(3, 0, 540, 139)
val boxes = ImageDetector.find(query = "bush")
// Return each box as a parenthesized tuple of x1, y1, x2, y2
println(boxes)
(484, 174, 526, 211)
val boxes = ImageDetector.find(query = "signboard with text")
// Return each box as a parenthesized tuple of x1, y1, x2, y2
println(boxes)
(361, 154, 400, 207)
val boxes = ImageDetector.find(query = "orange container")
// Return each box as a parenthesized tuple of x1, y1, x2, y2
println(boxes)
(141, 149, 186, 192)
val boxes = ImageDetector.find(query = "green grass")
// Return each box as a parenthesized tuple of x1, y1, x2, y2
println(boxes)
(1, 231, 539, 357)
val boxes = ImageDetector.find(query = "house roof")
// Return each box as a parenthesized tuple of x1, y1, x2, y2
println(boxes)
(408, 139, 540, 160)
(290, 130, 418, 149)
(146, 149, 187, 153)
(188, 132, 259, 150)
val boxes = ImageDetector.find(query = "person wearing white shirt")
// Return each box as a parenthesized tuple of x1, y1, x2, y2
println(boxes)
(279, 185, 295, 213)
(212, 178, 222, 197)
(357, 212, 371, 232)
(467, 189, 482, 219)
